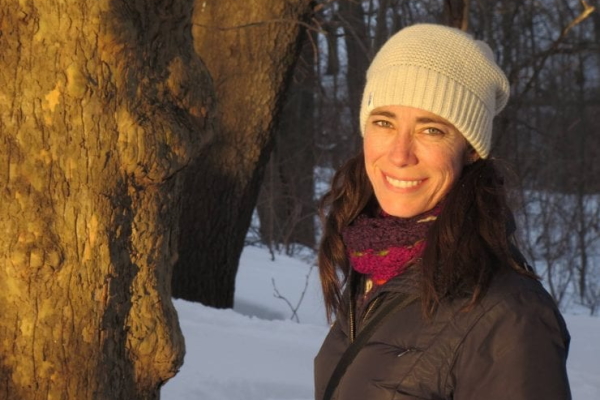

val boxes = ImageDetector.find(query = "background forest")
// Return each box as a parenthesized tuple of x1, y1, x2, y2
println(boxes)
(252, 0, 600, 316)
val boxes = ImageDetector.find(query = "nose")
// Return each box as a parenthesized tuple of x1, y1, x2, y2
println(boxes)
(388, 131, 417, 167)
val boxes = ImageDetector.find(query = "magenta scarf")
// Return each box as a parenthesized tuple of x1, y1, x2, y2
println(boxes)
(342, 206, 440, 285)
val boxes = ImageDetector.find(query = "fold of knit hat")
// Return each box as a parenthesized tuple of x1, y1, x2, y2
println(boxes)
(359, 24, 510, 158)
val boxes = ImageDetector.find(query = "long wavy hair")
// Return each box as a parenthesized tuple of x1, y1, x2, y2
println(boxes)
(318, 151, 535, 320)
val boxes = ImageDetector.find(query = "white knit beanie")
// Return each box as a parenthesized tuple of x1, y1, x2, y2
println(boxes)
(359, 24, 510, 158)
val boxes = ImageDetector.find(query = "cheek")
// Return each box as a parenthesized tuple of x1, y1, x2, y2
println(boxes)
(363, 135, 377, 160)
(363, 149, 377, 185)
(443, 139, 468, 175)
(363, 132, 392, 166)
(429, 146, 467, 187)
(452, 157, 465, 176)
(363, 137, 379, 171)
(444, 152, 466, 185)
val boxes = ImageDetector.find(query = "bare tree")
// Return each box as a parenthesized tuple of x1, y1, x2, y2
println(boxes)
(256, 29, 319, 255)
(338, 0, 370, 152)
(478, 0, 599, 312)
(172, 0, 312, 308)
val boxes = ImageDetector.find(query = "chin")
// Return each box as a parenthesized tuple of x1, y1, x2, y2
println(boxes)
(382, 207, 421, 218)
(381, 202, 434, 218)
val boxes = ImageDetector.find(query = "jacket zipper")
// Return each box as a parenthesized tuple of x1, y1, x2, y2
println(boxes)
(349, 295, 355, 343)
(349, 296, 382, 343)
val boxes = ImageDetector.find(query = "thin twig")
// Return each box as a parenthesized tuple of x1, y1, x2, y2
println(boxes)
(271, 264, 315, 323)
(272, 278, 299, 322)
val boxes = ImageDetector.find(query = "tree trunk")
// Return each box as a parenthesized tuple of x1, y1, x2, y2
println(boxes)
(339, 0, 370, 153)
(443, 0, 470, 30)
(172, 0, 311, 307)
(0, 0, 211, 398)
(257, 30, 317, 253)
(373, 0, 390, 51)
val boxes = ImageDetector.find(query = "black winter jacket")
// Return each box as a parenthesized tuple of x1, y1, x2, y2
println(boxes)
(314, 268, 571, 400)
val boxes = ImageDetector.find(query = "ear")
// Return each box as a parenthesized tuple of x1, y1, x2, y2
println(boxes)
(464, 146, 480, 165)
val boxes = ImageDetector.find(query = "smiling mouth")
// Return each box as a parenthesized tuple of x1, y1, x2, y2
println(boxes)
(385, 175, 423, 189)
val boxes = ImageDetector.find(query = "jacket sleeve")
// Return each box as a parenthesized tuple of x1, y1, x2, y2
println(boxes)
(450, 289, 571, 400)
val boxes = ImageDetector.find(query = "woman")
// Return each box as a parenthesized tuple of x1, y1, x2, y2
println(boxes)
(314, 24, 571, 400)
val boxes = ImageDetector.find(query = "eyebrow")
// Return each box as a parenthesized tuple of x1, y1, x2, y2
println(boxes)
(370, 110, 396, 118)
(369, 110, 451, 126)
(416, 117, 449, 125)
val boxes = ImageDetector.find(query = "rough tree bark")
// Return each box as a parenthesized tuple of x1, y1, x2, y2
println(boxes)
(257, 30, 317, 253)
(172, 0, 311, 307)
(0, 0, 212, 398)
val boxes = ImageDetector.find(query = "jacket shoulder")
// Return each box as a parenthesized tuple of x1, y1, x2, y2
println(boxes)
(448, 269, 571, 400)
(478, 269, 567, 329)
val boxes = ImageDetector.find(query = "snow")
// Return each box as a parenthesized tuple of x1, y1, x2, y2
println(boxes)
(565, 314, 600, 399)
(162, 246, 600, 400)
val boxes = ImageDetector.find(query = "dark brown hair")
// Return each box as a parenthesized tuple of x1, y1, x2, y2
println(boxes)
(318, 151, 535, 320)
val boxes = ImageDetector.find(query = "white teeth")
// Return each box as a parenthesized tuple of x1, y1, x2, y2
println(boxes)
(385, 176, 421, 188)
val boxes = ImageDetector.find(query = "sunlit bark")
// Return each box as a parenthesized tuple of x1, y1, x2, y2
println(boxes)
(0, 0, 211, 397)
(172, 0, 311, 307)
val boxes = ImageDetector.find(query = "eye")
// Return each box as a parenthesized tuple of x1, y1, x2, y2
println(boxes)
(422, 127, 445, 136)
(373, 119, 393, 128)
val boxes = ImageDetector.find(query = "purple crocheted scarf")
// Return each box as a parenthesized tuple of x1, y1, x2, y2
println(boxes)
(342, 206, 440, 285)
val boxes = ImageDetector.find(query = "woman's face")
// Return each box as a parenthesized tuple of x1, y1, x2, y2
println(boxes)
(363, 105, 474, 218)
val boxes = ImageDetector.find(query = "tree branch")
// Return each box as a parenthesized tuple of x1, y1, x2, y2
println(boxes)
(515, 0, 596, 99)
(194, 18, 325, 34)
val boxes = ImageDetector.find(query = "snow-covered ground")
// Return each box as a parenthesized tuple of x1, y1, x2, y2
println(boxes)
(162, 246, 600, 400)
